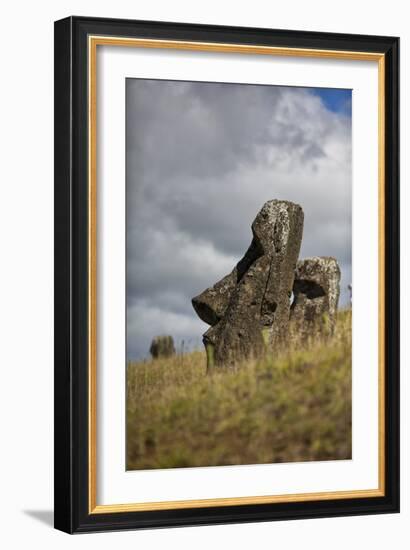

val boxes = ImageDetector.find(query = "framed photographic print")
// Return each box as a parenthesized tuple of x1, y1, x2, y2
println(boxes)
(54, 16, 399, 533)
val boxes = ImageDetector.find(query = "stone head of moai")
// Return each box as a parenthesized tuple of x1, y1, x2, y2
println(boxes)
(290, 257, 341, 343)
(149, 335, 176, 359)
(191, 200, 341, 371)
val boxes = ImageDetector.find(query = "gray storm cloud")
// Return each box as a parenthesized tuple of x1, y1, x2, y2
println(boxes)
(126, 79, 352, 360)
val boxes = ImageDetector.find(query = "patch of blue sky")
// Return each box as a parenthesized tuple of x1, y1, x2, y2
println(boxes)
(311, 87, 352, 116)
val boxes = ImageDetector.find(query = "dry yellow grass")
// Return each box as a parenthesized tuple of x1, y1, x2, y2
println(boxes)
(127, 309, 352, 470)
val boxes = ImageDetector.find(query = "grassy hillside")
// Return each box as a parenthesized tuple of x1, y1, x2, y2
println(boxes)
(126, 309, 352, 470)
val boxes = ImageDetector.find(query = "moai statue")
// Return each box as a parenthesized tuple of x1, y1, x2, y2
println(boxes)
(149, 335, 176, 359)
(290, 257, 341, 342)
(192, 200, 304, 370)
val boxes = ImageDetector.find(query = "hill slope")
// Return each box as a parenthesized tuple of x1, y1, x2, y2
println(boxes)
(127, 309, 352, 470)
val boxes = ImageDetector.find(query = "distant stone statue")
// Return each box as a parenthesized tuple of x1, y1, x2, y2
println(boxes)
(192, 200, 304, 370)
(290, 257, 341, 342)
(192, 200, 342, 371)
(149, 335, 175, 359)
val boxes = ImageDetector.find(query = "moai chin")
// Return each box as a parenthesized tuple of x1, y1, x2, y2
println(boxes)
(290, 257, 341, 342)
(192, 200, 304, 370)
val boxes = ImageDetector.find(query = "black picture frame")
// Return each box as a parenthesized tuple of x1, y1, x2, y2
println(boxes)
(54, 15, 399, 534)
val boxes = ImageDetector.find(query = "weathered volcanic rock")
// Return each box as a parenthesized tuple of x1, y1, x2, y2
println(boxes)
(149, 335, 176, 359)
(192, 239, 262, 326)
(290, 257, 341, 341)
(192, 200, 304, 369)
(254, 200, 304, 346)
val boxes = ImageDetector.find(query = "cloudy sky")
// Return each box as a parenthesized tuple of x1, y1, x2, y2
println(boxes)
(126, 79, 352, 360)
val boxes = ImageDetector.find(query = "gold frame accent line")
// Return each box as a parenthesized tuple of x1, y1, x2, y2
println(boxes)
(88, 35, 386, 514)
(88, 36, 98, 513)
(378, 55, 386, 495)
(89, 36, 383, 61)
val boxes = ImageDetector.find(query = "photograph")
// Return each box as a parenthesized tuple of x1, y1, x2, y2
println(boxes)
(125, 78, 353, 470)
